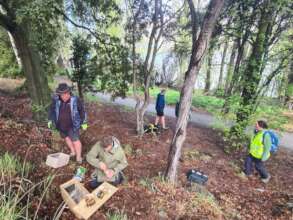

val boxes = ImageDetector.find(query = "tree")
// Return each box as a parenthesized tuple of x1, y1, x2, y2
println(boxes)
(204, 45, 214, 94)
(70, 35, 92, 100)
(216, 39, 229, 94)
(126, 0, 180, 135)
(0, 0, 61, 121)
(230, 0, 293, 137)
(221, 0, 292, 115)
(165, 0, 225, 184)
(172, 2, 204, 88)
(224, 40, 237, 96)
(135, 0, 163, 135)
(62, 0, 131, 98)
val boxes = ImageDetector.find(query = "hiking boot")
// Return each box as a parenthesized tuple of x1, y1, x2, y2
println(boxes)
(261, 174, 271, 184)
(163, 127, 169, 130)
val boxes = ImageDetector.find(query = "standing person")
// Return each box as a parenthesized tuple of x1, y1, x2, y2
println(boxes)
(175, 100, 180, 118)
(155, 89, 168, 129)
(48, 83, 87, 163)
(243, 120, 272, 183)
(86, 136, 128, 189)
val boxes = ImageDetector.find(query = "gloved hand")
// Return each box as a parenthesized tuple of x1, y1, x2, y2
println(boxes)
(48, 121, 53, 129)
(81, 123, 88, 130)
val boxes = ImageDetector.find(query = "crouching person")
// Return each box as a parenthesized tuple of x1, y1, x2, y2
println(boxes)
(86, 136, 128, 189)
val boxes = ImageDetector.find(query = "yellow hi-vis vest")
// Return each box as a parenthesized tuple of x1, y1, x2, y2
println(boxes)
(249, 131, 269, 159)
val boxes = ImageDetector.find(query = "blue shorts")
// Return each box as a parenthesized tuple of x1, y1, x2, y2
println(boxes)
(59, 129, 79, 141)
(156, 110, 164, 116)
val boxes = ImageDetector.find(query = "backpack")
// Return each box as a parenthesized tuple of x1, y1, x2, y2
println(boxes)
(263, 130, 279, 153)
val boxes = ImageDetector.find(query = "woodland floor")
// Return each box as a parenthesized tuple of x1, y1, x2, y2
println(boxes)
(0, 92, 292, 220)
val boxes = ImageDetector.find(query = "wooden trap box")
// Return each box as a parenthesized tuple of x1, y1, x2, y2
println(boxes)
(46, 152, 70, 168)
(60, 179, 118, 219)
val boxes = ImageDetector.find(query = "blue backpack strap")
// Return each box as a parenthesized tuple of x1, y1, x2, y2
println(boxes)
(262, 130, 270, 143)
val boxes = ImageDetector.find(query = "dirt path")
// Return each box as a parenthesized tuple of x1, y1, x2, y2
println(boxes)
(94, 92, 293, 150)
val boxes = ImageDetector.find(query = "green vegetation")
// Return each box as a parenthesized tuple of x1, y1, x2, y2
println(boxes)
(0, 153, 55, 220)
(0, 152, 32, 177)
(128, 86, 225, 111)
(128, 86, 289, 131)
(106, 210, 128, 220)
(0, 153, 30, 220)
(250, 106, 288, 131)
(0, 29, 22, 78)
(0, 200, 23, 220)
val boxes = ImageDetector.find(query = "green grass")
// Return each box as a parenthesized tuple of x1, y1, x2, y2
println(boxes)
(106, 210, 128, 220)
(0, 153, 30, 220)
(0, 200, 23, 220)
(0, 152, 32, 178)
(84, 93, 101, 103)
(191, 95, 224, 111)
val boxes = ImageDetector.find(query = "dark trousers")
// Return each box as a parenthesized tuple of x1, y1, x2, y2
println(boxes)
(90, 172, 124, 189)
(244, 154, 269, 179)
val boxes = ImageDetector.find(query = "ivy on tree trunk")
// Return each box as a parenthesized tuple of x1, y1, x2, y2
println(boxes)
(232, 0, 274, 134)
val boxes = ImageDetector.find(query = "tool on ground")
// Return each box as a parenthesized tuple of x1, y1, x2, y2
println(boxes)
(73, 166, 87, 182)
(186, 169, 208, 185)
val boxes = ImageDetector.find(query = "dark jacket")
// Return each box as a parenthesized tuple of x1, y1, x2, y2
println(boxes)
(48, 95, 87, 132)
(156, 93, 165, 112)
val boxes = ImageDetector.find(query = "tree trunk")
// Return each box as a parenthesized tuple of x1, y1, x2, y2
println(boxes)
(204, 48, 212, 94)
(284, 61, 293, 107)
(225, 41, 245, 97)
(136, 0, 162, 135)
(7, 31, 22, 68)
(129, 0, 145, 134)
(222, 41, 237, 113)
(165, 0, 224, 184)
(217, 40, 228, 92)
(224, 41, 237, 95)
(10, 26, 50, 121)
(77, 82, 83, 100)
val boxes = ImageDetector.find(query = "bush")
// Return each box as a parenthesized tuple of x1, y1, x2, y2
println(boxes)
(0, 153, 31, 220)
(250, 105, 288, 131)
(0, 153, 54, 220)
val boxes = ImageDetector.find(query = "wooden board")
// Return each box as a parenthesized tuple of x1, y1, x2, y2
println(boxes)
(60, 180, 118, 220)
(73, 182, 118, 220)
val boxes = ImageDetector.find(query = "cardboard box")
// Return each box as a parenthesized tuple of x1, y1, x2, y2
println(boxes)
(46, 153, 70, 168)
(60, 179, 118, 219)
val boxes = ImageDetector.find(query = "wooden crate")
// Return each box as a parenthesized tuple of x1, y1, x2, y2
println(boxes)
(46, 152, 70, 168)
(60, 179, 118, 220)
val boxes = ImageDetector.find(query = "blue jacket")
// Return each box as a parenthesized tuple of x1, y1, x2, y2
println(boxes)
(48, 95, 87, 132)
(156, 93, 165, 112)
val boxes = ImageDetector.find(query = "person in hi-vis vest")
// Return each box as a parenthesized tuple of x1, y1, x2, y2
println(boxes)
(244, 120, 271, 183)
